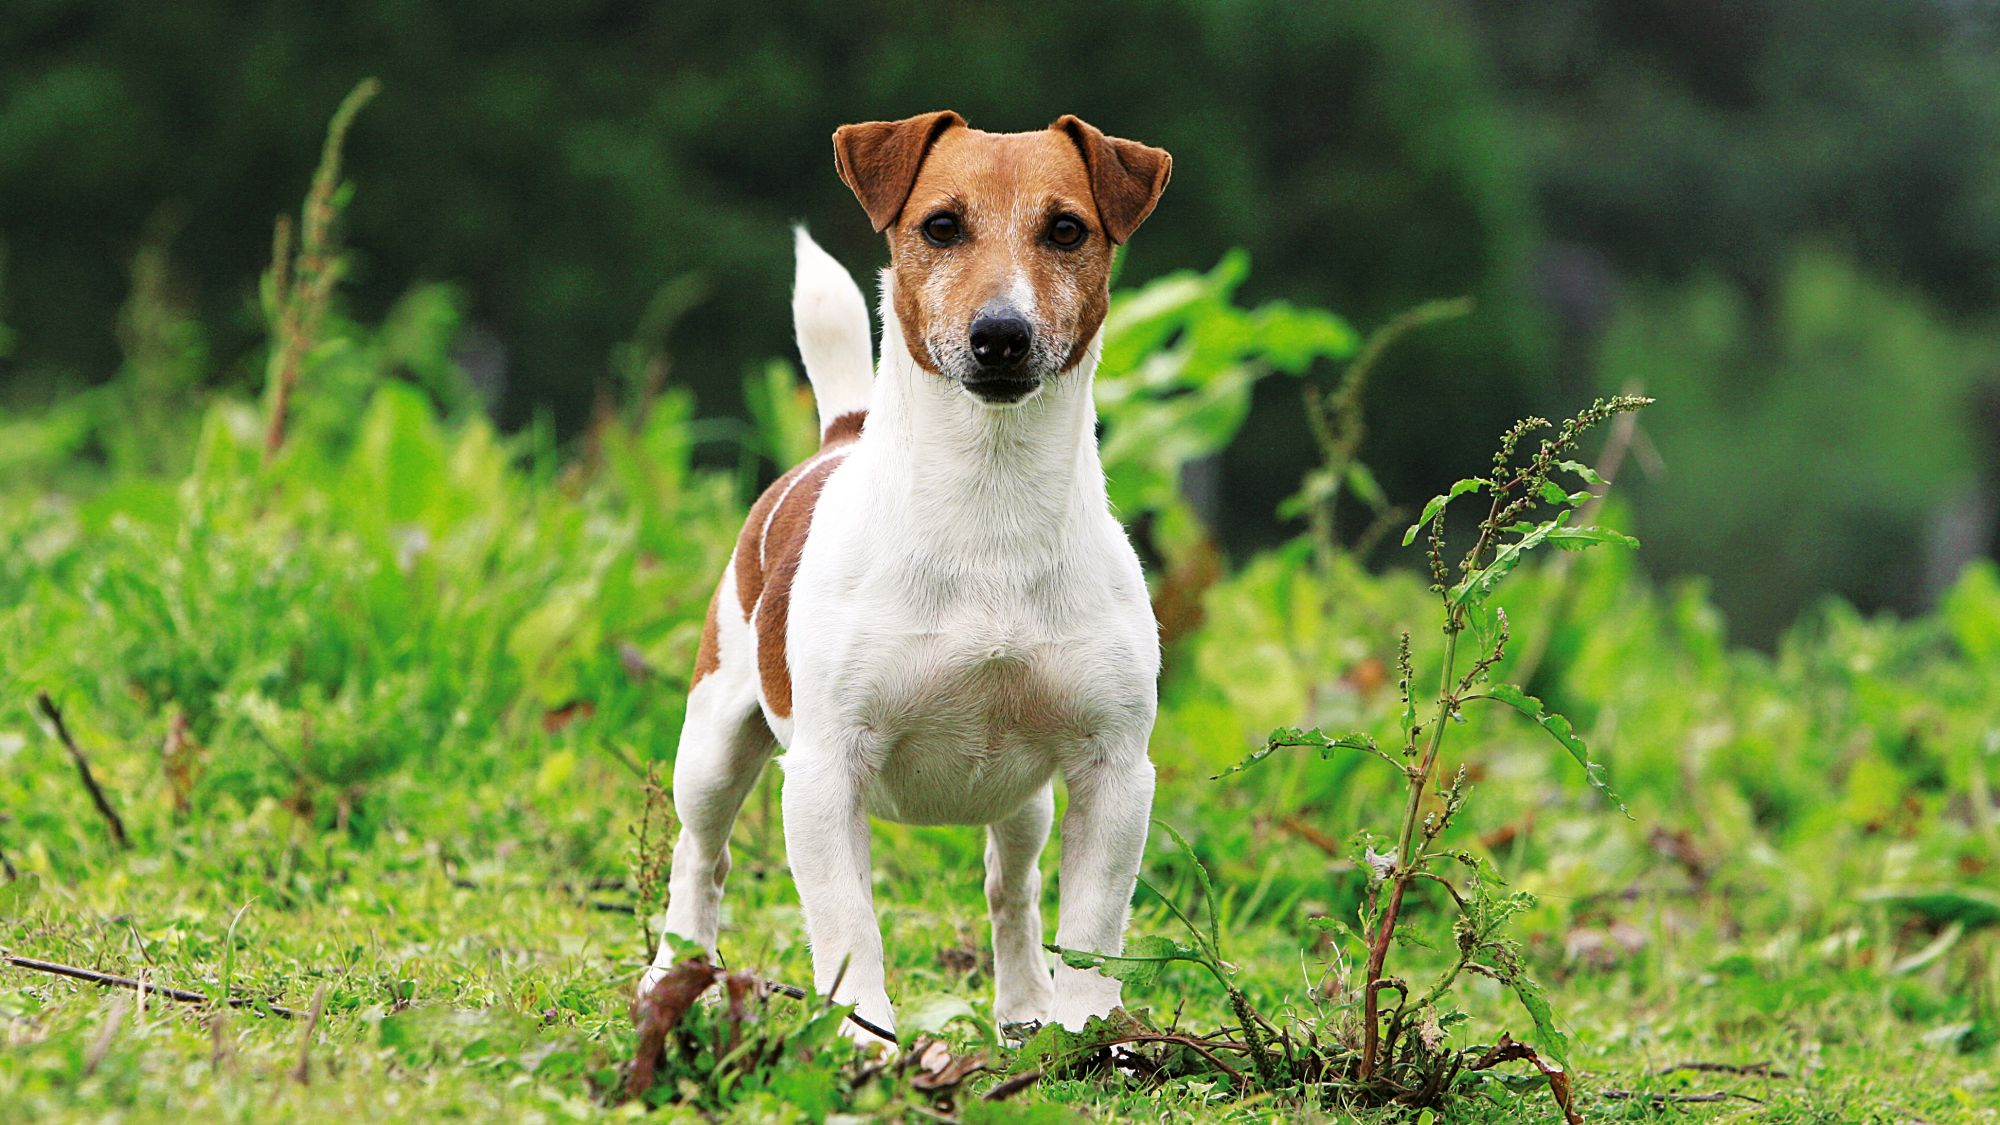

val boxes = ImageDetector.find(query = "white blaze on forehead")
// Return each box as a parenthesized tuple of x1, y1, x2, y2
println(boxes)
(1004, 271, 1040, 329)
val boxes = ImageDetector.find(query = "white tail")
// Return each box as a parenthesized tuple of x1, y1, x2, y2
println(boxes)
(792, 226, 874, 435)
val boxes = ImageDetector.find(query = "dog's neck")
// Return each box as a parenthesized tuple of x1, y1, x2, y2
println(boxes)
(862, 274, 1107, 547)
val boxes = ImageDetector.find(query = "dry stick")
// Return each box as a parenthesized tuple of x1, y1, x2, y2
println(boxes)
(83, 995, 131, 1077)
(1653, 1060, 1788, 1078)
(1601, 1089, 1763, 1105)
(291, 983, 330, 1084)
(34, 693, 130, 850)
(983, 1069, 1044, 1101)
(3, 953, 304, 1018)
(756, 976, 898, 1043)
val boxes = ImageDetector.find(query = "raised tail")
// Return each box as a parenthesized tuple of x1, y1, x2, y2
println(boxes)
(792, 226, 874, 440)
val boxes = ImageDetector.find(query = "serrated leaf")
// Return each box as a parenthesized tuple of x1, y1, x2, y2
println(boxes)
(1481, 684, 1629, 816)
(1064, 934, 1207, 990)
(1214, 727, 1382, 779)
(1503, 969, 1570, 1072)
(1404, 478, 1489, 546)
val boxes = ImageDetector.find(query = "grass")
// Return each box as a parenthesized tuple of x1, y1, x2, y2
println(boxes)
(2, 86, 1997, 1122)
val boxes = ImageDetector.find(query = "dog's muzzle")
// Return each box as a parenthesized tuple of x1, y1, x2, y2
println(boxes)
(963, 311, 1040, 402)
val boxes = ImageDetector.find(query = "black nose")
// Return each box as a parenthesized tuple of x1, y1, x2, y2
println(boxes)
(969, 314, 1032, 368)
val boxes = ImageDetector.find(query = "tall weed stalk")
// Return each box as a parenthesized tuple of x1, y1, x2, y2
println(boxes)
(1086, 389, 1652, 1118)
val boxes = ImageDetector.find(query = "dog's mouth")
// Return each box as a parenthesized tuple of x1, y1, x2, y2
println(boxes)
(959, 372, 1043, 404)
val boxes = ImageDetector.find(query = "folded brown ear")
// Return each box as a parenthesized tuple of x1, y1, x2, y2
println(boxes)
(832, 111, 966, 233)
(1054, 115, 1172, 244)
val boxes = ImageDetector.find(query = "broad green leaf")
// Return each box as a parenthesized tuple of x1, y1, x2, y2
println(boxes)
(1480, 683, 1629, 816)
(1536, 479, 1594, 508)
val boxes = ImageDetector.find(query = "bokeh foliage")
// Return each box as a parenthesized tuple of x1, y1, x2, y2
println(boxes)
(2, 2, 1998, 626)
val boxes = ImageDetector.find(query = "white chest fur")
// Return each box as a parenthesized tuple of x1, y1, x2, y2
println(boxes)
(773, 307, 1158, 826)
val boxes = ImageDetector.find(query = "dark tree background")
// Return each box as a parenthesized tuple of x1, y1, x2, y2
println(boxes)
(4, 0, 1997, 642)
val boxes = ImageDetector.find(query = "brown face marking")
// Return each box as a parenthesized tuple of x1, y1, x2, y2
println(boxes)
(834, 113, 1171, 387)
(714, 416, 865, 717)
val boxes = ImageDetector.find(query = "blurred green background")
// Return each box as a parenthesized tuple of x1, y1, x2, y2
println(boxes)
(4, 0, 1998, 644)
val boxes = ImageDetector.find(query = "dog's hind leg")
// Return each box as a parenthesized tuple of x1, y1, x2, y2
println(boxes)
(986, 785, 1056, 1029)
(643, 586, 775, 990)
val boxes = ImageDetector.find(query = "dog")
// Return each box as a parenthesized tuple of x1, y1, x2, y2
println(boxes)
(643, 111, 1171, 1047)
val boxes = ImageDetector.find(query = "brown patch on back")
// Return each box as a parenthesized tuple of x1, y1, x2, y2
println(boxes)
(727, 416, 866, 718)
(690, 583, 722, 688)
(821, 410, 866, 445)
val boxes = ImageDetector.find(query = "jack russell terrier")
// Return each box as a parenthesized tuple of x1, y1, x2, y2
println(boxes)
(643, 111, 1172, 1046)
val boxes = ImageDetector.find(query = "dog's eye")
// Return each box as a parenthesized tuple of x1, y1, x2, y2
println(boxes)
(920, 212, 961, 247)
(1047, 214, 1087, 249)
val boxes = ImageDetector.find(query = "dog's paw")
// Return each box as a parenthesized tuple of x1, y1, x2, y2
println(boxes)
(992, 980, 1054, 1033)
(837, 1013, 900, 1058)
(1048, 963, 1123, 1031)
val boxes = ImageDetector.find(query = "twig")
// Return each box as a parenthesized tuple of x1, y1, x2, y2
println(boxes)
(291, 983, 330, 1083)
(209, 1009, 232, 1072)
(756, 976, 898, 1043)
(83, 995, 130, 1077)
(982, 1069, 1043, 1101)
(1652, 1060, 1787, 1078)
(1600, 1089, 1763, 1105)
(1098, 1033, 1249, 1086)
(33, 694, 130, 850)
(3, 952, 303, 1018)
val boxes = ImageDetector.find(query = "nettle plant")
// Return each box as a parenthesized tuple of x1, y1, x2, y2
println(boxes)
(1059, 395, 1651, 1119)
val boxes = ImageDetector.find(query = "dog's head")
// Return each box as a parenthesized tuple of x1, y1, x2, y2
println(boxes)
(834, 112, 1171, 405)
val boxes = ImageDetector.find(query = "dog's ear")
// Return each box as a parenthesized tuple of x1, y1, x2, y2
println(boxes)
(1053, 115, 1172, 245)
(832, 111, 966, 233)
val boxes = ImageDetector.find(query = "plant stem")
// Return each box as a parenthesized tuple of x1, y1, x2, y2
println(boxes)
(1358, 621, 1462, 1079)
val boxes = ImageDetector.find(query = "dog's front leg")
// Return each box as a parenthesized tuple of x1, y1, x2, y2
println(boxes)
(781, 748, 896, 1048)
(986, 784, 1056, 1029)
(1050, 741, 1156, 1031)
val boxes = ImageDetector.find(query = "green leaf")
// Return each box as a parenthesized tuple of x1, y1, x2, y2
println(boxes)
(901, 992, 995, 1045)
(1479, 684, 1629, 816)
(1502, 967, 1571, 1072)
(1860, 886, 2000, 930)
(1543, 525, 1640, 552)
(1213, 727, 1384, 779)
(1449, 514, 1565, 607)
(1555, 459, 1604, 485)
(1345, 462, 1388, 510)
(1056, 934, 1206, 990)
(1536, 479, 1594, 508)
(1404, 478, 1489, 546)
(1155, 821, 1223, 957)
